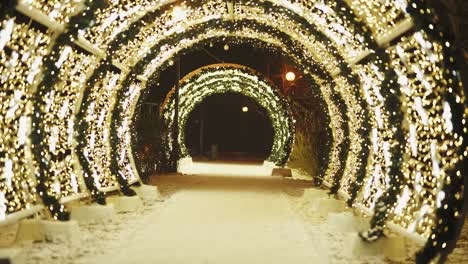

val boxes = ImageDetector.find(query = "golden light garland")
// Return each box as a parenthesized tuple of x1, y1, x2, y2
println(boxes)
(317, 81, 347, 186)
(268, 0, 369, 62)
(0, 17, 50, 219)
(387, 31, 465, 238)
(354, 61, 394, 210)
(40, 45, 93, 199)
(344, 0, 410, 38)
(335, 76, 366, 194)
(81, 71, 121, 191)
(22, 0, 84, 24)
(82, 0, 159, 49)
(112, 1, 343, 72)
(115, 81, 143, 184)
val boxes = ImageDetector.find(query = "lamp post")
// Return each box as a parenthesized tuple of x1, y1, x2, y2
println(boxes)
(199, 102, 204, 156)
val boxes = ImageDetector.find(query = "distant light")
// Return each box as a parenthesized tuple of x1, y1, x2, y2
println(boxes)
(224, 44, 230, 51)
(242, 106, 249, 112)
(172, 5, 187, 21)
(285, 71, 296, 82)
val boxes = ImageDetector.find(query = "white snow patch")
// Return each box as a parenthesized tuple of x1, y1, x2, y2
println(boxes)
(0, 170, 419, 264)
(179, 160, 273, 176)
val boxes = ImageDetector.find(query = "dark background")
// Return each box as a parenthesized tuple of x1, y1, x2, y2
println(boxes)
(185, 92, 274, 159)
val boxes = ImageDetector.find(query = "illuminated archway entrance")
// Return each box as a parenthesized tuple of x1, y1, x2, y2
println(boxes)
(161, 64, 295, 167)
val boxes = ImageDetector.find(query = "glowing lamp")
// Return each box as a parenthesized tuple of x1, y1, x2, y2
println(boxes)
(285, 71, 296, 82)
(242, 106, 249, 112)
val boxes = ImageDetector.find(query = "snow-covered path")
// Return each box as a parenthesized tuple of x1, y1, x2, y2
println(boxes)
(104, 175, 326, 264)
(13, 170, 421, 264)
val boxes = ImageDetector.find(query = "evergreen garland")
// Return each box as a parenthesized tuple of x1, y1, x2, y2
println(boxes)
(29, 0, 108, 220)
(334, 0, 407, 245)
(358, 52, 405, 242)
(0, 0, 17, 21)
(406, 1, 468, 263)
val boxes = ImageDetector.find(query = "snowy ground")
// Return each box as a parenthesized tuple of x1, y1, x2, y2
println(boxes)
(1, 163, 465, 263)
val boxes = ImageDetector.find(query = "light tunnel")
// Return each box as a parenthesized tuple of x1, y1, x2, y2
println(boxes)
(0, 0, 467, 263)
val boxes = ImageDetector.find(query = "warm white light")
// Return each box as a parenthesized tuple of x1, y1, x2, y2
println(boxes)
(178, 161, 273, 176)
(242, 106, 249, 112)
(224, 44, 229, 51)
(285, 71, 296, 81)
(172, 5, 187, 21)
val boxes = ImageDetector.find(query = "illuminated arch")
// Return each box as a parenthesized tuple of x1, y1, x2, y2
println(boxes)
(160, 64, 295, 166)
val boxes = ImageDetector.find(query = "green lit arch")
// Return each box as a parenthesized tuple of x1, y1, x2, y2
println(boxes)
(160, 63, 295, 166)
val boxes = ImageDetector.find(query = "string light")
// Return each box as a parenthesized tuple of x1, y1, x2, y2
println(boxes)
(23, 0, 83, 24)
(0, 17, 49, 218)
(38, 45, 93, 201)
(79, 72, 121, 191)
(114, 82, 143, 184)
